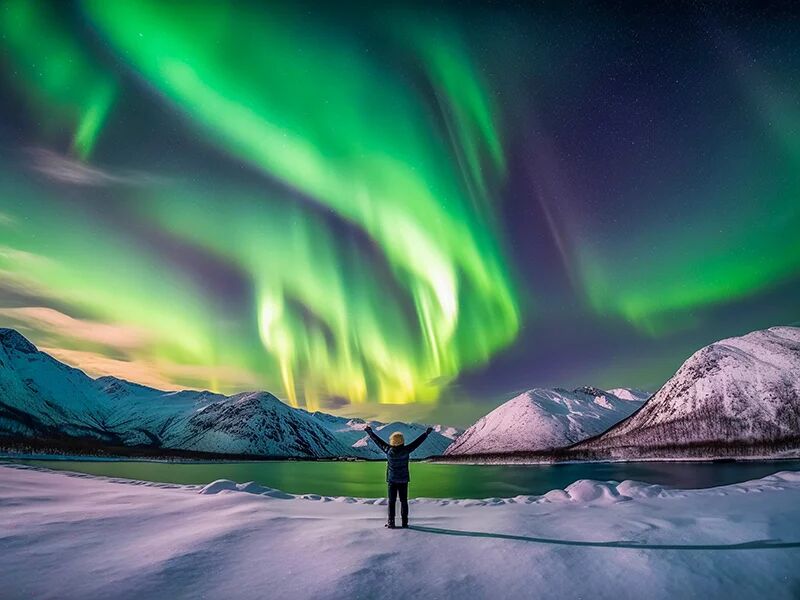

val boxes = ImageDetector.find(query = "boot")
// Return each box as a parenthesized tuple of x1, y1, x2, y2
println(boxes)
(401, 520, 409, 529)
(385, 520, 396, 529)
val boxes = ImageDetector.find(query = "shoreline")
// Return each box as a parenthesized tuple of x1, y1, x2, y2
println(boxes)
(4, 435, 800, 466)
(430, 455, 800, 466)
(5, 452, 800, 467)
(5, 459, 800, 502)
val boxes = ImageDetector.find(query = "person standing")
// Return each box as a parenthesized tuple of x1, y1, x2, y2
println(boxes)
(364, 425, 433, 529)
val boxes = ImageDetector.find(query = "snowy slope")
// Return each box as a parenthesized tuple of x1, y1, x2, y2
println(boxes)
(445, 387, 646, 455)
(303, 412, 376, 449)
(0, 329, 454, 458)
(93, 380, 351, 457)
(4, 464, 800, 599)
(606, 388, 651, 402)
(576, 326, 800, 455)
(166, 392, 352, 457)
(432, 424, 461, 440)
(93, 376, 225, 447)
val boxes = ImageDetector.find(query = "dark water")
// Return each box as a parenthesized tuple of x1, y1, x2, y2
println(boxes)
(7, 458, 800, 498)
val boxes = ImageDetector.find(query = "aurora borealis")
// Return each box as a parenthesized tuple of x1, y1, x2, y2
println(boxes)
(1, 1, 798, 425)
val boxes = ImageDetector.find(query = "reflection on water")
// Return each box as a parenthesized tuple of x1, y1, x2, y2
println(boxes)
(7, 458, 800, 499)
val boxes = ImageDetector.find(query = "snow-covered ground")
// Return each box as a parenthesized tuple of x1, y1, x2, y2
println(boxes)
(2, 464, 800, 599)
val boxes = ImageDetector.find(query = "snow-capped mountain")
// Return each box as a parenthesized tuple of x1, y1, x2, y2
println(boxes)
(302, 412, 375, 448)
(445, 386, 647, 455)
(0, 328, 454, 458)
(0, 329, 112, 442)
(574, 326, 800, 457)
(92, 376, 226, 447)
(167, 392, 351, 457)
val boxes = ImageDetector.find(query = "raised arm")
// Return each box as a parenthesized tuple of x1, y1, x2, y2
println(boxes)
(405, 427, 434, 453)
(364, 426, 390, 452)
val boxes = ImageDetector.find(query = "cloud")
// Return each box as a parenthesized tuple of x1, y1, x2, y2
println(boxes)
(28, 148, 162, 187)
(0, 246, 51, 266)
(0, 264, 55, 299)
(0, 306, 151, 350)
(40, 346, 262, 395)
(41, 347, 185, 391)
(0, 305, 263, 394)
(158, 362, 261, 393)
(319, 395, 350, 410)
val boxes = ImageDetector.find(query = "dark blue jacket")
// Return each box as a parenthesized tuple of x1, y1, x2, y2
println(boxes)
(365, 427, 431, 483)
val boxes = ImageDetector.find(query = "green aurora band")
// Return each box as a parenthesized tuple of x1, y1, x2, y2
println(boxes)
(0, 1, 519, 408)
(575, 61, 800, 336)
(0, 174, 220, 371)
(0, 0, 116, 159)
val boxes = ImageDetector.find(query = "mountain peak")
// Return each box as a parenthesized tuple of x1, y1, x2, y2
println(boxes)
(0, 328, 38, 354)
(572, 386, 607, 397)
(445, 386, 644, 455)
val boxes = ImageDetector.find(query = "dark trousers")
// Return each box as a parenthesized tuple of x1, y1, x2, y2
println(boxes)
(388, 482, 409, 524)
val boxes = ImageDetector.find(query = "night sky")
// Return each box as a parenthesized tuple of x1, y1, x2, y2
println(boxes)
(1, 1, 798, 426)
